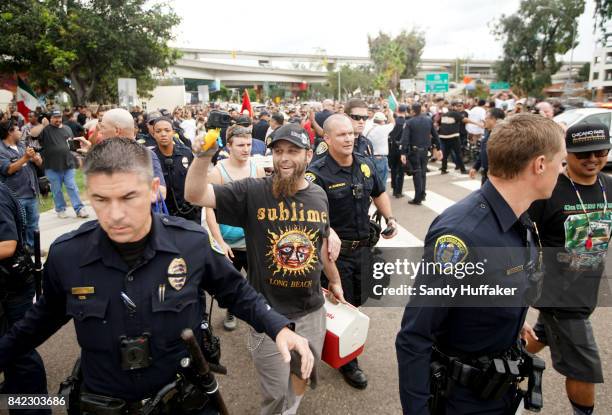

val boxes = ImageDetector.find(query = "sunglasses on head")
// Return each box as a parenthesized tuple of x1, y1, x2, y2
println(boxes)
(573, 149, 609, 159)
(349, 114, 368, 121)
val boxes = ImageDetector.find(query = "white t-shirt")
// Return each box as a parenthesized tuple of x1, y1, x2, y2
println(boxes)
(466, 106, 486, 135)
(366, 123, 395, 156)
(363, 119, 375, 137)
(495, 98, 515, 111)
(180, 119, 197, 141)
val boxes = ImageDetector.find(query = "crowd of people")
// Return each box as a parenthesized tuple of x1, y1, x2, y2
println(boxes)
(0, 88, 608, 415)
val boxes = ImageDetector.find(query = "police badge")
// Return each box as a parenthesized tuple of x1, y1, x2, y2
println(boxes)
(434, 235, 468, 267)
(167, 257, 188, 290)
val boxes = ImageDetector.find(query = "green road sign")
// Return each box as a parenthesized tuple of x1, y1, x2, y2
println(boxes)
(490, 82, 510, 91)
(425, 73, 449, 93)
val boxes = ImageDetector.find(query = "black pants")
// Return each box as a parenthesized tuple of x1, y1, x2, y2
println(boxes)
(407, 149, 428, 202)
(441, 137, 465, 172)
(389, 150, 404, 195)
(443, 384, 519, 415)
(1, 283, 50, 415)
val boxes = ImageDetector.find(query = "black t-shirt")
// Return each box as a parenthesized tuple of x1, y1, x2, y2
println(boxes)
(213, 176, 328, 318)
(438, 111, 463, 139)
(40, 124, 75, 171)
(529, 173, 612, 318)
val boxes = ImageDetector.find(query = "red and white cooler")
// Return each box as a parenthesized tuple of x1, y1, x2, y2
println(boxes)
(321, 289, 370, 369)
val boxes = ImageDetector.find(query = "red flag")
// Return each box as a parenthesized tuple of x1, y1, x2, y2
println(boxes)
(16, 77, 38, 119)
(240, 89, 253, 117)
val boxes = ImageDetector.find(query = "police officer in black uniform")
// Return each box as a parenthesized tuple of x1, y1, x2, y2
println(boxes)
(151, 117, 202, 223)
(0, 181, 50, 415)
(396, 114, 566, 414)
(312, 99, 374, 162)
(0, 138, 313, 414)
(388, 104, 409, 198)
(136, 111, 161, 149)
(400, 104, 441, 205)
(307, 113, 397, 389)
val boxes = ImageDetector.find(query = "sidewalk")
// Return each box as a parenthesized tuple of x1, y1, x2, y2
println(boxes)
(39, 204, 97, 251)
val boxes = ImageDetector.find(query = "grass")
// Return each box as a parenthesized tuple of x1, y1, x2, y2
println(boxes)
(38, 169, 87, 213)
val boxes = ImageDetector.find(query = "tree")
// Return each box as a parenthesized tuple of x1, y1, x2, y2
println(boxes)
(493, 0, 585, 97)
(327, 65, 376, 98)
(0, 0, 181, 105)
(368, 29, 425, 92)
(594, 0, 612, 34)
(576, 62, 590, 82)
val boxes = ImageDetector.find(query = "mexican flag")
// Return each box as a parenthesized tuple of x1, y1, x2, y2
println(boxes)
(387, 90, 398, 111)
(16, 77, 38, 119)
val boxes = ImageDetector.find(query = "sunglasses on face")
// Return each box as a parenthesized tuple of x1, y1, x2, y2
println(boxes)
(349, 114, 368, 121)
(573, 149, 609, 159)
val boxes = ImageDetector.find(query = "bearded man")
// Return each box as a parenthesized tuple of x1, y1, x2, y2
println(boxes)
(185, 123, 346, 415)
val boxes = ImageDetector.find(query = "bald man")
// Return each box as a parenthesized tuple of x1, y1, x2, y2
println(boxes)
(76, 108, 167, 199)
(537, 101, 554, 119)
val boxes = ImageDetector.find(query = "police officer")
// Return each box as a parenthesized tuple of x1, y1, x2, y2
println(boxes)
(0, 138, 313, 414)
(400, 104, 441, 205)
(0, 181, 50, 415)
(312, 99, 374, 162)
(152, 117, 202, 223)
(388, 104, 409, 198)
(396, 114, 566, 414)
(307, 114, 397, 389)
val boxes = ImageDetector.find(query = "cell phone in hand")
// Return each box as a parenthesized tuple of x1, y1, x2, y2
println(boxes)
(381, 225, 395, 236)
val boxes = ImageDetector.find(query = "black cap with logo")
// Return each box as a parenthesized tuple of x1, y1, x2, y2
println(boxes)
(267, 124, 311, 149)
(565, 123, 611, 153)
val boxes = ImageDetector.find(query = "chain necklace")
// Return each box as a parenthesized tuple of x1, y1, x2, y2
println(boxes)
(566, 171, 607, 250)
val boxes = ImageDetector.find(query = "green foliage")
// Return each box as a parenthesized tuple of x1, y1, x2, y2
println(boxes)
(576, 62, 590, 82)
(493, 0, 585, 98)
(594, 0, 612, 34)
(0, 0, 181, 105)
(327, 65, 376, 98)
(368, 29, 425, 92)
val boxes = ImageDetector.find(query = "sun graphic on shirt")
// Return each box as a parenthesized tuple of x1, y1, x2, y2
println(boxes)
(266, 227, 319, 276)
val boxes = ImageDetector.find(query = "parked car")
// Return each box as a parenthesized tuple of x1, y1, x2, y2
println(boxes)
(554, 108, 612, 164)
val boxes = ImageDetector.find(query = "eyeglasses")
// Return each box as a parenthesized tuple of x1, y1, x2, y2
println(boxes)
(573, 149, 609, 159)
(349, 114, 368, 121)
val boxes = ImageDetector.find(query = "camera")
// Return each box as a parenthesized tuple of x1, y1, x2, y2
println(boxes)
(67, 138, 81, 152)
(205, 110, 233, 130)
(119, 333, 152, 370)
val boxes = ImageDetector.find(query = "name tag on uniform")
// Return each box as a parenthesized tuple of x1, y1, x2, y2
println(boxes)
(71, 286, 95, 300)
(329, 182, 347, 190)
(506, 265, 523, 276)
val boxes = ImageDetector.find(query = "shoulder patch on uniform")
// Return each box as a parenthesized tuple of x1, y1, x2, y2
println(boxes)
(54, 220, 98, 245)
(315, 142, 328, 155)
(305, 172, 316, 182)
(360, 163, 371, 178)
(434, 234, 468, 266)
(208, 232, 225, 255)
(181, 156, 189, 169)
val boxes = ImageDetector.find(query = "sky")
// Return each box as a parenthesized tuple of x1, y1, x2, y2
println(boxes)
(170, 0, 601, 63)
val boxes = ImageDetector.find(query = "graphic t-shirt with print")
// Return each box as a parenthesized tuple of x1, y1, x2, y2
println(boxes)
(213, 176, 328, 318)
(529, 173, 612, 318)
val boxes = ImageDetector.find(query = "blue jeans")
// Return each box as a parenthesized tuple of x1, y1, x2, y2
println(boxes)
(372, 156, 388, 187)
(45, 168, 84, 213)
(17, 197, 39, 250)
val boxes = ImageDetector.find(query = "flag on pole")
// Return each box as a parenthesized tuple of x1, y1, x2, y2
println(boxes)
(387, 90, 398, 111)
(16, 77, 38, 119)
(240, 89, 253, 118)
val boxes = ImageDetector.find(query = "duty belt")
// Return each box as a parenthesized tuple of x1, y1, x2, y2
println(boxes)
(340, 238, 370, 253)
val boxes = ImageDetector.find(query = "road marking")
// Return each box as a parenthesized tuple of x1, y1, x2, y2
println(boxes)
(453, 180, 481, 192)
(403, 190, 455, 215)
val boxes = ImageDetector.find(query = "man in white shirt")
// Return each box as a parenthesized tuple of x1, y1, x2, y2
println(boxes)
(466, 99, 486, 144)
(366, 110, 395, 185)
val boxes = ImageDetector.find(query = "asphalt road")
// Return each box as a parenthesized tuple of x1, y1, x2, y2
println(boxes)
(18, 162, 612, 414)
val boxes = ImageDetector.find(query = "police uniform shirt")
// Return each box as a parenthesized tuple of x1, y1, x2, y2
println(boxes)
(396, 180, 538, 414)
(400, 114, 440, 153)
(0, 182, 19, 247)
(0, 215, 290, 402)
(153, 144, 193, 215)
(529, 172, 612, 318)
(307, 153, 383, 241)
(0, 140, 38, 198)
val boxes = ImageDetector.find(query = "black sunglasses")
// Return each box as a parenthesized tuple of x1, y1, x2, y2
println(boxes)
(573, 149, 609, 159)
(349, 114, 368, 121)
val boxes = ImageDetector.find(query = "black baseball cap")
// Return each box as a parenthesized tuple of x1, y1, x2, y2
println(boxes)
(50, 110, 62, 117)
(398, 104, 408, 112)
(267, 124, 310, 149)
(565, 123, 611, 153)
